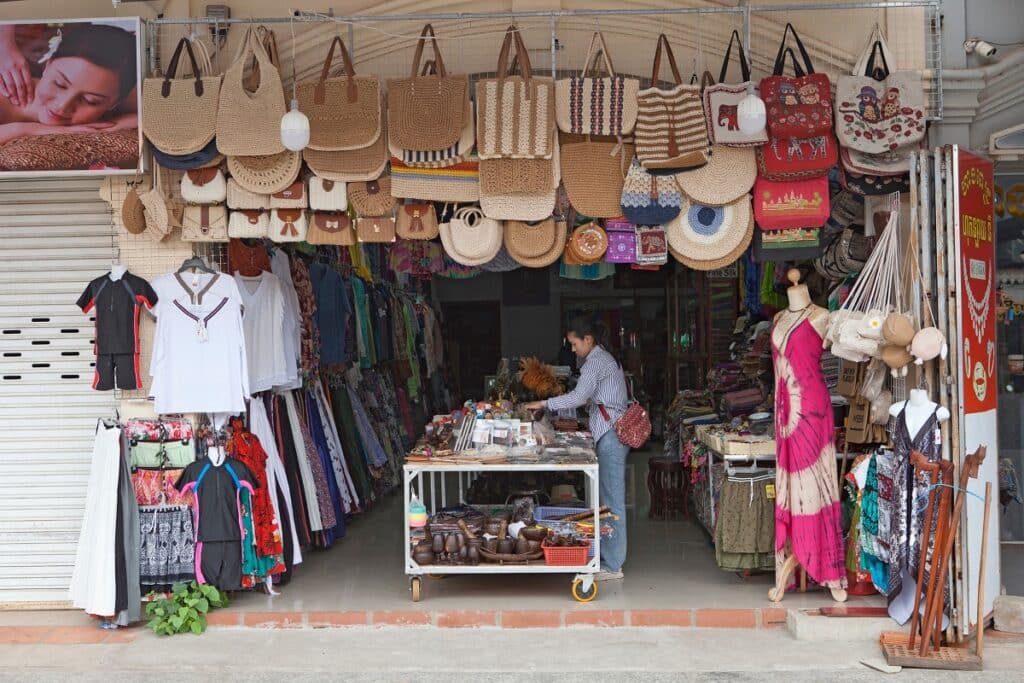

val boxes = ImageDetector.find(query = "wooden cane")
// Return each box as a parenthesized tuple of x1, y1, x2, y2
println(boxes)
(976, 481, 992, 659)
(919, 447, 987, 656)
(908, 452, 940, 650)
(918, 459, 954, 655)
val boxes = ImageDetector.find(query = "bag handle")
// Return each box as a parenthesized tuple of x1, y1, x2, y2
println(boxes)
(582, 31, 616, 78)
(700, 70, 715, 91)
(495, 26, 534, 81)
(772, 23, 815, 75)
(410, 24, 448, 77)
(315, 36, 359, 104)
(719, 30, 751, 84)
(189, 36, 214, 77)
(852, 24, 896, 77)
(650, 34, 683, 86)
(161, 38, 205, 98)
(776, 47, 807, 78)
(863, 41, 891, 81)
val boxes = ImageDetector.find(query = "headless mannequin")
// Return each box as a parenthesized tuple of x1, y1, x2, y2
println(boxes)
(888, 388, 950, 438)
(109, 263, 128, 281)
(769, 270, 848, 604)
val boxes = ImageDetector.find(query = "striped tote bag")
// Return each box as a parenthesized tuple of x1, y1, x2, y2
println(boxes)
(635, 35, 709, 172)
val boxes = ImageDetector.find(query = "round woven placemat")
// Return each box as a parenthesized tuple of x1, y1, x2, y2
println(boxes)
(667, 193, 753, 271)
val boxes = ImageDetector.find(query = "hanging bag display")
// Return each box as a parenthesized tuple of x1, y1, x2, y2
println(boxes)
(142, 37, 221, 155)
(269, 209, 308, 243)
(604, 218, 637, 264)
(479, 132, 560, 221)
(228, 209, 269, 238)
(839, 164, 910, 196)
(439, 206, 503, 266)
(226, 177, 270, 210)
(703, 31, 768, 147)
(835, 26, 926, 154)
(296, 35, 382, 151)
(753, 175, 830, 230)
(139, 164, 172, 242)
(308, 211, 356, 246)
(356, 215, 396, 243)
(620, 157, 683, 225)
(309, 177, 347, 211)
(759, 23, 833, 140)
(348, 175, 396, 217)
(227, 150, 302, 195)
(503, 218, 565, 268)
(755, 122, 838, 180)
(555, 32, 640, 137)
(476, 26, 555, 160)
(181, 204, 229, 242)
(269, 180, 307, 209)
(635, 35, 708, 170)
(387, 24, 469, 152)
(180, 167, 227, 204)
(396, 202, 439, 240)
(560, 134, 633, 218)
(216, 26, 287, 156)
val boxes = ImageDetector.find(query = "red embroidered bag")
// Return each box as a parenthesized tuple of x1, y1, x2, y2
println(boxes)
(598, 402, 651, 449)
(759, 24, 833, 141)
(753, 175, 830, 230)
(755, 133, 837, 180)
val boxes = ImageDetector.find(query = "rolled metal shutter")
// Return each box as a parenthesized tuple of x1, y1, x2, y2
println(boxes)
(0, 178, 117, 607)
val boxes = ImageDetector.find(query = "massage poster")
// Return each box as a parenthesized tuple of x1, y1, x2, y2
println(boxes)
(0, 18, 142, 176)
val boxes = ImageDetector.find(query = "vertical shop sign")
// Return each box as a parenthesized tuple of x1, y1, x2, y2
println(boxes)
(955, 149, 997, 414)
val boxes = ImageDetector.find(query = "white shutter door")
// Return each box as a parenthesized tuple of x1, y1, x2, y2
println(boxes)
(0, 178, 117, 607)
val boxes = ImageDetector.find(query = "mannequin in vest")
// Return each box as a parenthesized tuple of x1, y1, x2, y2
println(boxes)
(769, 270, 848, 603)
(888, 388, 950, 437)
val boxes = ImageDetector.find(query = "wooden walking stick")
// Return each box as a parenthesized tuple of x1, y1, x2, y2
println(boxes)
(918, 459, 954, 655)
(908, 452, 940, 651)
(919, 447, 987, 656)
(976, 481, 992, 659)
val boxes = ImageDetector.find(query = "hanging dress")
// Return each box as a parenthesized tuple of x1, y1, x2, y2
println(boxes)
(772, 312, 846, 588)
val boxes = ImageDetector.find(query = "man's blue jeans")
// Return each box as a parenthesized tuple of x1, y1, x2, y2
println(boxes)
(596, 430, 629, 572)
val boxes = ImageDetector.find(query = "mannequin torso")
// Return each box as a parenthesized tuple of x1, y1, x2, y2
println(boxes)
(889, 388, 950, 440)
(109, 264, 128, 281)
(772, 282, 828, 349)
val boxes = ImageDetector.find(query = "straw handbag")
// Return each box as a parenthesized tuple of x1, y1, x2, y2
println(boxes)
(139, 164, 172, 242)
(303, 120, 389, 182)
(269, 180, 307, 209)
(121, 177, 148, 235)
(567, 222, 608, 264)
(227, 177, 270, 210)
(309, 177, 347, 211)
(228, 209, 268, 238)
(143, 37, 220, 155)
(180, 167, 226, 205)
(439, 206, 503, 266)
(269, 209, 308, 243)
(703, 31, 768, 147)
(297, 36, 382, 152)
(357, 216, 396, 243)
(308, 212, 356, 246)
(387, 24, 469, 152)
(560, 135, 633, 218)
(555, 32, 639, 137)
(620, 157, 682, 225)
(504, 218, 565, 268)
(348, 175, 396, 217)
(476, 26, 555, 160)
(396, 203, 439, 240)
(390, 158, 480, 203)
(389, 98, 475, 168)
(635, 35, 708, 171)
(181, 205, 229, 242)
(216, 26, 287, 156)
(479, 138, 559, 221)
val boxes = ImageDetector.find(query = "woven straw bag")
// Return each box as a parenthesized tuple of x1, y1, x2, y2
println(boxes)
(439, 206, 503, 266)
(143, 38, 220, 155)
(504, 218, 566, 268)
(228, 209, 269, 238)
(476, 26, 555, 160)
(396, 203, 439, 240)
(269, 180, 307, 209)
(181, 204, 229, 242)
(227, 177, 270, 209)
(480, 139, 559, 220)
(308, 212, 356, 245)
(121, 176, 148, 235)
(216, 26, 287, 156)
(676, 145, 756, 207)
(303, 120, 388, 182)
(297, 36, 382, 152)
(180, 167, 227, 205)
(226, 151, 301, 195)
(560, 135, 633, 218)
(139, 164, 171, 242)
(357, 216, 396, 243)
(309, 177, 347, 211)
(555, 32, 639, 137)
(390, 98, 475, 169)
(620, 157, 683, 225)
(568, 222, 608, 264)
(242, 26, 287, 106)
(269, 209, 308, 243)
(348, 175, 396, 217)
(387, 24, 469, 152)
(390, 157, 480, 203)
(635, 35, 708, 171)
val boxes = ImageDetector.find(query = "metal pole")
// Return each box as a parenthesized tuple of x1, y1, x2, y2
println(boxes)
(550, 14, 557, 80)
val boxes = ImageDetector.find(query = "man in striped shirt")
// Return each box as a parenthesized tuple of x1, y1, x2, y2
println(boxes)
(524, 318, 630, 581)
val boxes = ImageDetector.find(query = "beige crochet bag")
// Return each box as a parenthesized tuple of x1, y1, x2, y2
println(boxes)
(348, 175, 396, 217)
(142, 38, 220, 155)
(296, 36, 382, 152)
(555, 32, 639, 137)
(181, 204, 229, 242)
(308, 212, 356, 246)
(226, 177, 270, 210)
(560, 134, 633, 218)
(228, 209, 269, 238)
(139, 164, 172, 242)
(303, 120, 388, 182)
(216, 26, 287, 156)
(269, 180, 307, 209)
(269, 209, 308, 243)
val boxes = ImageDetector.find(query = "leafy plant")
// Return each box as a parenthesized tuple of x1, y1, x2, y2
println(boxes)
(145, 581, 228, 636)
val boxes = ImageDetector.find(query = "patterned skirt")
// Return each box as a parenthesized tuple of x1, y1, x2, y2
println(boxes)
(138, 505, 195, 590)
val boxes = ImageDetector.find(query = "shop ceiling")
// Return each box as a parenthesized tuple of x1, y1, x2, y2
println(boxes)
(146, 0, 944, 121)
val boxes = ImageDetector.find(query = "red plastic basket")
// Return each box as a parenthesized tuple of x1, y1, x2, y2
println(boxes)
(541, 539, 591, 566)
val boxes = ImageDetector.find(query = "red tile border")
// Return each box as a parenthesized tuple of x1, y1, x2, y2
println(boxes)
(241, 611, 305, 629)
(205, 610, 242, 627)
(43, 626, 111, 644)
(437, 610, 497, 628)
(695, 608, 757, 629)
(307, 611, 369, 628)
(102, 629, 139, 644)
(760, 608, 788, 629)
(500, 610, 563, 629)
(565, 609, 625, 627)
(630, 609, 693, 627)
(0, 626, 52, 644)
(371, 611, 432, 626)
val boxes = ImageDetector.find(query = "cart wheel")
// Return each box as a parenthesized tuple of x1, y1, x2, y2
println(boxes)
(571, 578, 598, 602)
(410, 577, 422, 602)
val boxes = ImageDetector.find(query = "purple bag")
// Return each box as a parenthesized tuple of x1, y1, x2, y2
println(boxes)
(605, 218, 636, 263)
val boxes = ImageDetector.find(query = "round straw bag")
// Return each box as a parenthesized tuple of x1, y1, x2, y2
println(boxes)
(504, 218, 566, 268)
(348, 174, 396, 217)
(439, 206, 502, 266)
(227, 150, 301, 195)
(667, 193, 753, 271)
(560, 135, 633, 218)
(142, 37, 221, 155)
(303, 120, 389, 181)
(216, 26, 287, 156)
(139, 164, 171, 241)
(676, 145, 755, 207)
(569, 222, 608, 264)
(121, 177, 148, 235)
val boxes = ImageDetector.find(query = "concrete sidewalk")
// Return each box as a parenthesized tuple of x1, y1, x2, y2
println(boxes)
(1, 626, 1022, 681)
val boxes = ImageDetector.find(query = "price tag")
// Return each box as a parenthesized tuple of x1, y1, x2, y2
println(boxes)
(765, 483, 776, 500)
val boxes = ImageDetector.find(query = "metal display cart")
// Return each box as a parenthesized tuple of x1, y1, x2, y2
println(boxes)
(403, 461, 601, 603)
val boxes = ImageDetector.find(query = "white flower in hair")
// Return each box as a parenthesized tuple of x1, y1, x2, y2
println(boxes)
(38, 29, 63, 64)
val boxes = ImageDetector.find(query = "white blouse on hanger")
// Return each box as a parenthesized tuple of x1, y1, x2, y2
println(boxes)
(234, 271, 290, 394)
(270, 249, 302, 390)
(149, 271, 249, 415)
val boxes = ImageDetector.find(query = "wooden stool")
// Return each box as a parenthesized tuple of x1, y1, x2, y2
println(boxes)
(647, 456, 687, 520)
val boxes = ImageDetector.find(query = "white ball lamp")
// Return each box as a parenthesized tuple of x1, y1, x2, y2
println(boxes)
(280, 17, 309, 152)
(738, 86, 767, 135)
